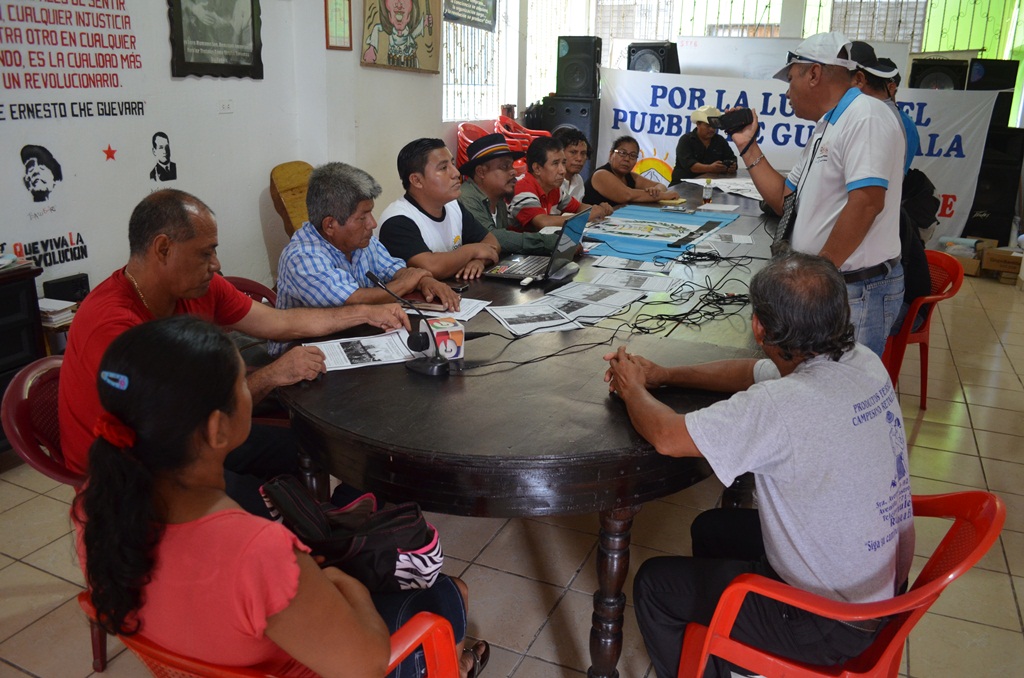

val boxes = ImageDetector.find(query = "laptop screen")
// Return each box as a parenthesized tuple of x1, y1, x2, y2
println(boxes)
(546, 208, 590, 276)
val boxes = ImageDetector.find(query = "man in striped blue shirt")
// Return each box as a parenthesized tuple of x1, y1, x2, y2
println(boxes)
(272, 162, 459, 356)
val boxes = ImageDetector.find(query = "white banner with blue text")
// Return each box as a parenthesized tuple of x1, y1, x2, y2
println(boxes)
(598, 68, 997, 243)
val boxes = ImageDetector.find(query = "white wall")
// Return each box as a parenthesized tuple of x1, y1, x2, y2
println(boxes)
(1, 0, 449, 293)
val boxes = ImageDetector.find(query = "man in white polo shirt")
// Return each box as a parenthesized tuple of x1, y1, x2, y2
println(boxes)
(730, 32, 905, 357)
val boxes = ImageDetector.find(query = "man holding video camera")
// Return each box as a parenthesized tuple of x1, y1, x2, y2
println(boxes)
(729, 32, 904, 358)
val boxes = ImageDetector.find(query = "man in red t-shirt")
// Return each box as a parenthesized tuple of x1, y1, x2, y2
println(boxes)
(509, 137, 612, 232)
(60, 189, 408, 514)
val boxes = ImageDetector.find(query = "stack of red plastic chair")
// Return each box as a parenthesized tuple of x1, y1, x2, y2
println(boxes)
(458, 117, 551, 178)
(456, 122, 490, 172)
(495, 115, 549, 175)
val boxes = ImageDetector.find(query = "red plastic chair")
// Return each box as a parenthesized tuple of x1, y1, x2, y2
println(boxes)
(2, 357, 112, 671)
(457, 122, 491, 171)
(881, 250, 964, 409)
(1, 356, 80, 487)
(677, 491, 1005, 677)
(79, 592, 460, 677)
(495, 114, 551, 140)
(223, 276, 277, 306)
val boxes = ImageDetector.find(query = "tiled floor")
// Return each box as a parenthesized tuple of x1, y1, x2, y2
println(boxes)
(2, 275, 1024, 677)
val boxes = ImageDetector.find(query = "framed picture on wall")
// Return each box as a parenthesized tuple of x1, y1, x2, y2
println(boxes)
(361, 0, 441, 74)
(326, 0, 353, 50)
(168, 0, 264, 79)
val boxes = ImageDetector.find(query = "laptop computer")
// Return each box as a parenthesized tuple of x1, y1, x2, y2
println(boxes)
(484, 207, 590, 282)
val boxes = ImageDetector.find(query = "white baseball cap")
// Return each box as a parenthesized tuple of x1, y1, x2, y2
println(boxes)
(773, 32, 858, 81)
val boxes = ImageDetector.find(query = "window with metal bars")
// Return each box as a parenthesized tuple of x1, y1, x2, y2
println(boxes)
(827, 0, 928, 52)
(442, 0, 515, 122)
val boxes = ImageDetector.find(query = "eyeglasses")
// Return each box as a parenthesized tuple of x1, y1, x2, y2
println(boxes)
(786, 51, 825, 66)
(612, 149, 639, 161)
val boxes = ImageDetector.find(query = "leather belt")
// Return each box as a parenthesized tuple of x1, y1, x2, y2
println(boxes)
(842, 257, 901, 284)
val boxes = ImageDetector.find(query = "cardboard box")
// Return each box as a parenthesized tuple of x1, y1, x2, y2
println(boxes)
(945, 237, 998, 277)
(982, 246, 1024, 275)
(953, 255, 981, 276)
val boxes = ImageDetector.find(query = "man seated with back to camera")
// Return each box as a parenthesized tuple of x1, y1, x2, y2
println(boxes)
(273, 162, 461, 356)
(509, 136, 612, 232)
(603, 252, 914, 678)
(551, 126, 593, 201)
(59, 189, 408, 517)
(457, 133, 559, 255)
(378, 138, 502, 280)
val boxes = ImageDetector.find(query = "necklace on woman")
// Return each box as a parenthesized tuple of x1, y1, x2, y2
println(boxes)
(124, 269, 150, 312)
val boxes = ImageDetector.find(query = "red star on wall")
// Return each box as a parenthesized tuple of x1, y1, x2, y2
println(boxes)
(103, 145, 117, 160)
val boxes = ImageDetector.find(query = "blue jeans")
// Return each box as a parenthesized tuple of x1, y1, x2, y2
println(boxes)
(847, 262, 904, 358)
(373, 575, 467, 678)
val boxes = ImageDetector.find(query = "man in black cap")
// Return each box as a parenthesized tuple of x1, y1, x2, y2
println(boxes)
(849, 44, 932, 336)
(21, 145, 62, 202)
(457, 133, 558, 255)
(849, 43, 919, 174)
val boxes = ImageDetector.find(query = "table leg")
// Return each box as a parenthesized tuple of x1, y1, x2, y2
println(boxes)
(589, 504, 641, 678)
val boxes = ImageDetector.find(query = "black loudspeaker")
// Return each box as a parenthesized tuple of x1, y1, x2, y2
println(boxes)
(967, 59, 1020, 127)
(540, 95, 600, 180)
(909, 59, 969, 90)
(556, 36, 601, 98)
(42, 273, 90, 303)
(627, 42, 680, 74)
(963, 127, 1024, 246)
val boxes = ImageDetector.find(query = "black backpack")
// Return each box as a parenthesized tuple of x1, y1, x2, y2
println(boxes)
(259, 475, 444, 593)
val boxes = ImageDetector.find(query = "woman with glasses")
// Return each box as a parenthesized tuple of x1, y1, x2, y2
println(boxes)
(583, 135, 679, 206)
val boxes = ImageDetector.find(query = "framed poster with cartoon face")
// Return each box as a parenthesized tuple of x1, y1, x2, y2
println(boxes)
(168, 0, 264, 79)
(361, 0, 441, 74)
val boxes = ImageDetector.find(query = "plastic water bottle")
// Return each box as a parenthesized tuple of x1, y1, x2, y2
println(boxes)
(702, 178, 713, 204)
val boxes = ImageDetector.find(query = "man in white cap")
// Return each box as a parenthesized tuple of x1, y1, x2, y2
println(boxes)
(671, 105, 737, 183)
(730, 32, 905, 358)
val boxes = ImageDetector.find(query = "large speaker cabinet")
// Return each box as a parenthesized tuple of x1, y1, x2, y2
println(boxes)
(963, 127, 1024, 246)
(539, 95, 600, 180)
(627, 42, 680, 74)
(556, 36, 601, 98)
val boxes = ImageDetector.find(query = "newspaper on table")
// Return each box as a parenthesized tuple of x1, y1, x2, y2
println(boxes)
(547, 281, 645, 308)
(486, 304, 583, 336)
(305, 329, 418, 371)
(417, 297, 490, 322)
(683, 177, 762, 201)
(589, 269, 683, 293)
(524, 296, 628, 324)
(590, 256, 675, 273)
(706, 233, 753, 244)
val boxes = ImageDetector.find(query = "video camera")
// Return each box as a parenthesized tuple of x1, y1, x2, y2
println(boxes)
(707, 108, 754, 134)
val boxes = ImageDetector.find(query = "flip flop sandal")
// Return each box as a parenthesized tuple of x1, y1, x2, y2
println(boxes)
(463, 639, 490, 678)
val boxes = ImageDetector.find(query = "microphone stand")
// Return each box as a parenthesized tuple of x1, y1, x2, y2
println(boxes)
(366, 272, 450, 377)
